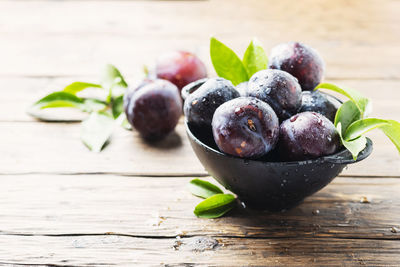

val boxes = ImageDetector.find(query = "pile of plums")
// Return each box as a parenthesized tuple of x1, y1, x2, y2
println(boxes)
(184, 42, 341, 161)
(124, 51, 207, 140)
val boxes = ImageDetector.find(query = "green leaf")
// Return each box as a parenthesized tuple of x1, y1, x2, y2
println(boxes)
(210, 37, 248, 85)
(188, 179, 224, 199)
(242, 38, 268, 77)
(81, 112, 115, 152)
(63, 82, 102, 95)
(380, 120, 400, 153)
(315, 83, 370, 117)
(30, 92, 85, 111)
(344, 118, 400, 154)
(83, 99, 107, 112)
(337, 122, 367, 160)
(334, 100, 361, 135)
(101, 64, 128, 90)
(111, 95, 124, 119)
(344, 118, 389, 141)
(194, 193, 236, 219)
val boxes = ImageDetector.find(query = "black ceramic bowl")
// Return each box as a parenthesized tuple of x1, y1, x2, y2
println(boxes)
(185, 121, 373, 212)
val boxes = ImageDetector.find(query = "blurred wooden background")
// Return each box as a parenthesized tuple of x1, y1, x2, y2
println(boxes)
(0, 0, 399, 266)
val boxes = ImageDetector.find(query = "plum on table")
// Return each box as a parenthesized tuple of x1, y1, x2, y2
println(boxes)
(156, 51, 207, 90)
(124, 79, 182, 140)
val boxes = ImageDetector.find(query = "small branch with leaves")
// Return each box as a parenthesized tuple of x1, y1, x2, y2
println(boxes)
(28, 64, 131, 152)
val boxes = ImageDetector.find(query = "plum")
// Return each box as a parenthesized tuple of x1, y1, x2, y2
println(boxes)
(212, 97, 279, 158)
(155, 51, 207, 90)
(236, 81, 248, 97)
(268, 42, 325, 91)
(123, 78, 154, 115)
(125, 79, 182, 140)
(279, 112, 340, 161)
(184, 77, 240, 128)
(247, 69, 302, 121)
(299, 91, 341, 122)
(181, 78, 208, 101)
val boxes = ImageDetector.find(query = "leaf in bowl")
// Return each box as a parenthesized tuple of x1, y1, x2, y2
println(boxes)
(315, 83, 370, 117)
(210, 37, 248, 85)
(242, 38, 268, 77)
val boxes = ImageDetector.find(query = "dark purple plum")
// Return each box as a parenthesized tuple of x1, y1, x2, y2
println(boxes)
(125, 79, 182, 140)
(156, 51, 207, 90)
(247, 69, 302, 121)
(279, 112, 340, 161)
(268, 42, 325, 91)
(212, 97, 279, 158)
(236, 81, 248, 97)
(184, 77, 240, 128)
(123, 78, 154, 115)
(299, 91, 341, 122)
(181, 78, 208, 101)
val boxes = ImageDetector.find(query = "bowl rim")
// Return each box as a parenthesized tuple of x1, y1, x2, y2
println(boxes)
(185, 119, 373, 166)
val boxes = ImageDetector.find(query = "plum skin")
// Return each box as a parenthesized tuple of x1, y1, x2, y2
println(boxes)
(299, 91, 341, 122)
(125, 79, 182, 140)
(184, 77, 240, 128)
(212, 97, 279, 158)
(181, 78, 208, 101)
(278, 112, 340, 161)
(123, 78, 154, 116)
(268, 42, 325, 91)
(156, 51, 207, 90)
(247, 69, 302, 121)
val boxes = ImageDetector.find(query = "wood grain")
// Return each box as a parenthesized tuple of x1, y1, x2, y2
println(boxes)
(2, 77, 400, 123)
(1, 121, 399, 177)
(0, 175, 399, 240)
(1, 0, 400, 265)
(0, 0, 399, 79)
(0, 235, 399, 266)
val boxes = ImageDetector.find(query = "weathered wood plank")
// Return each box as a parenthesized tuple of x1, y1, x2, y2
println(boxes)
(0, 175, 399, 240)
(0, 0, 399, 78)
(0, 235, 399, 266)
(2, 77, 400, 122)
(1, 121, 399, 176)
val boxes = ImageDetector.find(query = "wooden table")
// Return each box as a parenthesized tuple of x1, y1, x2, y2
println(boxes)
(1, 0, 400, 265)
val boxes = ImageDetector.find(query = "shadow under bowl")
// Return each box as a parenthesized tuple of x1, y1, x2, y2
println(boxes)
(185, 121, 373, 212)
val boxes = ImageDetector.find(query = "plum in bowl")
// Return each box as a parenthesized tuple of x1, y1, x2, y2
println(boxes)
(185, 120, 372, 212)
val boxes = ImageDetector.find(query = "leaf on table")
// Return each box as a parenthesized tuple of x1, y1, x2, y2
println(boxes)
(210, 37, 248, 85)
(83, 99, 107, 113)
(101, 64, 128, 90)
(315, 83, 370, 117)
(63, 82, 102, 95)
(242, 38, 268, 77)
(112, 95, 124, 119)
(334, 100, 361, 134)
(188, 179, 224, 199)
(28, 92, 86, 118)
(81, 112, 115, 152)
(337, 122, 367, 160)
(344, 118, 389, 141)
(194, 193, 236, 219)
